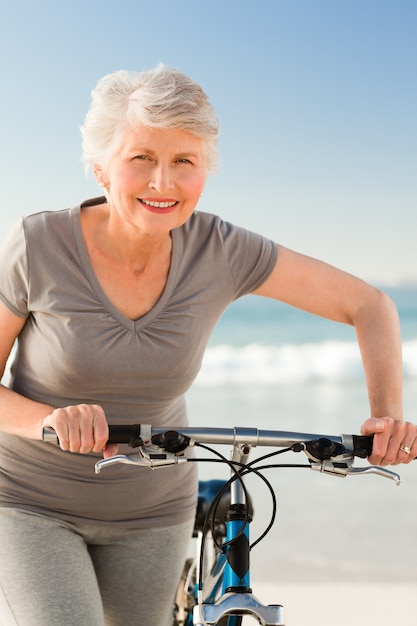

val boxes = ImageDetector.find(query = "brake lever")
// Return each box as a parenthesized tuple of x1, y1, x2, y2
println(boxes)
(293, 438, 400, 485)
(309, 459, 401, 485)
(95, 454, 151, 473)
(346, 465, 401, 484)
(95, 446, 187, 474)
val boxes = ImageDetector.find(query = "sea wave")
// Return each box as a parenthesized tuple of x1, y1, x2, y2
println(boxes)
(195, 340, 417, 387)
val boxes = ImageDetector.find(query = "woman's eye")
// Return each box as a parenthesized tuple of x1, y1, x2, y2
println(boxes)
(177, 158, 192, 164)
(134, 154, 154, 162)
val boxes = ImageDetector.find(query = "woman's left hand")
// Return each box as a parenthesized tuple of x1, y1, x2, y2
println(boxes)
(361, 417, 417, 466)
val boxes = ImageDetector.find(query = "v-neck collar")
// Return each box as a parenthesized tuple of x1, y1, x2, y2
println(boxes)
(70, 202, 181, 331)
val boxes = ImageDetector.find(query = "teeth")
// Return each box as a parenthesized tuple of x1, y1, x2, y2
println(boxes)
(142, 199, 177, 208)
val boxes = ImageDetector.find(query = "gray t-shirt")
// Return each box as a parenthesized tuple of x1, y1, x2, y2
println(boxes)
(0, 197, 278, 527)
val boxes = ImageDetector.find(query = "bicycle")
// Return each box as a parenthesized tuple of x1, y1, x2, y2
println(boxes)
(44, 424, 401, 625)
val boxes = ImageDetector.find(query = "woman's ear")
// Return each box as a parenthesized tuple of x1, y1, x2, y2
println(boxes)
(93, 164, 108, 188)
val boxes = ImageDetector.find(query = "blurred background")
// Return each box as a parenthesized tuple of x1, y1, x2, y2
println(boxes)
(1, 0, 416, 589)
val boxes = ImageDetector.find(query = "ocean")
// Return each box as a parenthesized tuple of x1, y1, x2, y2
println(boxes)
(185, 286, 417, 583)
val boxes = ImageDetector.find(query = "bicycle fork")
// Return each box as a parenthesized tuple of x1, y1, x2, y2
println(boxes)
(193, 443, 285, 626)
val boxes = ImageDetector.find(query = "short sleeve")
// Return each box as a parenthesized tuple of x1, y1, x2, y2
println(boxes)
(218, 219, 278, 297)
(0, 218, 30, 317)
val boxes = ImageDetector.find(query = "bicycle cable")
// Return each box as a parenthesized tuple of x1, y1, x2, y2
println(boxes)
(194, 442, 276, 549)
(191, 442, 307, 589)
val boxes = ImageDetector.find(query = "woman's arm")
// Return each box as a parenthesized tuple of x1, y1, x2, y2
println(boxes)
(252, 245, 416, 465)
(0, 302, 52, 439)
(0, 302, 111, 454)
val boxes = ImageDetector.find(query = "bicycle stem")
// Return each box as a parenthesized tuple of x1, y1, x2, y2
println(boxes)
(230, 442, 251, 505)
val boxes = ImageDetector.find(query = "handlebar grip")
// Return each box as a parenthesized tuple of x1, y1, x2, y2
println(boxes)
(107, 424, 142, 444)
(42, 424, 143, 446)
(351, 434, 373, 458)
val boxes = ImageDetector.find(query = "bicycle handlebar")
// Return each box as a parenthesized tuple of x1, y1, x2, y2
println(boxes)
(114, 424, 373, 457)
(42, 424, 403, 484)
(43, 423, 373, 457)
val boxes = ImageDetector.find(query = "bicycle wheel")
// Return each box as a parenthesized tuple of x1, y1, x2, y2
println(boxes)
(173, 557, 196, 626)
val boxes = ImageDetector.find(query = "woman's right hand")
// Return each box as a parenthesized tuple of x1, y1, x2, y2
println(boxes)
(42, 404, 118, 456)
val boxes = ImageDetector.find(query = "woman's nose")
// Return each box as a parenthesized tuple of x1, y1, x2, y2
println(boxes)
(148, 163, 174, 194)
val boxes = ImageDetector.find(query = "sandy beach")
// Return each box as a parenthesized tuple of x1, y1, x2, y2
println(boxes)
(253, 582, 417, 625)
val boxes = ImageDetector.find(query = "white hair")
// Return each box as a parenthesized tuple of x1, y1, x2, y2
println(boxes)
(81, 64, 219, 174)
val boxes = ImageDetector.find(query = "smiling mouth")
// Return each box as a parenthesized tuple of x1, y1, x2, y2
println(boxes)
(139, 199, 178, 209)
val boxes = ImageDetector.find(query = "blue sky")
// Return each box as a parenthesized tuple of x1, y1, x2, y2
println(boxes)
(1, 0, 416, 285)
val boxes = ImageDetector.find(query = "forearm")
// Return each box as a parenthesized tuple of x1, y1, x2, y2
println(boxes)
(0, 384, 53, 440)
(354, 290, 403, 420)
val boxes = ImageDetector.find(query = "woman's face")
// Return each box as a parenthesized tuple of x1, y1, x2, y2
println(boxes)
(98, 125, 208, 236)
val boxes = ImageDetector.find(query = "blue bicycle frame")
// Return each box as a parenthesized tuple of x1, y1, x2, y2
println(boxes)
(193, 445, 284, 626)
(192, 500, 252, 624)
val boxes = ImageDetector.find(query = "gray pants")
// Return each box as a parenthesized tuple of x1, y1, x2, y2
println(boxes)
(0, 508, 193, 626)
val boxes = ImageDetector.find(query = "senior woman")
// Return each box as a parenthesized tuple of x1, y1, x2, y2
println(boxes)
(0, 64, 413, 626)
